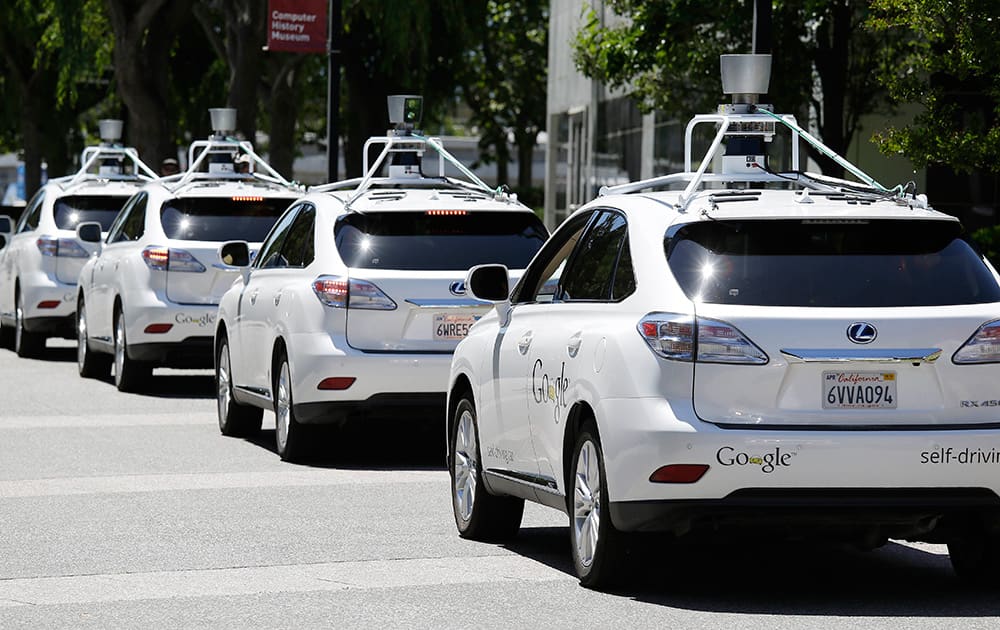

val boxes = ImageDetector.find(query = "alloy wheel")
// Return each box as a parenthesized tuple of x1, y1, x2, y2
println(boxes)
(453, 408, 478, 524)
(275, 361, 291, 453)
(573, 439, 601, 568)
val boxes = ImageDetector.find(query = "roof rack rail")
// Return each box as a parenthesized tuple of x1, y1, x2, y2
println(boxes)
(309, 133, 513, 209)
(60, 145, 159, 188)
(164, 108, 302, 193)
(598, 54, 924, 211)
(310, 94, 515, 208)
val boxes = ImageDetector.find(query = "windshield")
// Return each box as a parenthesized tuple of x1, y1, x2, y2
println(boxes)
(54, 195, 131, 231)
(335, 211, 548, 270)
(160, 197, 291, 242)
(666, 219, 1000, 307)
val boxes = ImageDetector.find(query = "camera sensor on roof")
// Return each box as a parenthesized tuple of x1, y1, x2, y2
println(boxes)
(387, 95, 423, 127)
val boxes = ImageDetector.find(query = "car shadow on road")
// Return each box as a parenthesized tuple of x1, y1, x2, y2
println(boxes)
(505, 531, 1000, 616)
(243, 418, 448, 471)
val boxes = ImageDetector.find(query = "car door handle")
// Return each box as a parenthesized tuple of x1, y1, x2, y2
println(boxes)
(250, 289, 259, 305)
(517, 332, 533, 355)
(273, 290, 282, 307)
(567, 332, 582, 358)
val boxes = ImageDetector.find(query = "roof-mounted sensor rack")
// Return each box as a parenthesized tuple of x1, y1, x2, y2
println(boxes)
(163, 108, 302, 193)
(59, 119, 159, 188)
(310, 95, 517, 209)
(599, 54, 927, 211)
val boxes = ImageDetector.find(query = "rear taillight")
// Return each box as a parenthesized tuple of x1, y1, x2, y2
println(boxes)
(311, 275, 396, 310)
(638, 313, 767, 364)
(953, 320, 1000, 364)
(36, 236, 89, 258)
(141, 246, 206, 272)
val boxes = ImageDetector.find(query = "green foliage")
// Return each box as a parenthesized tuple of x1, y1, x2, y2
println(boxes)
(461, 1, 548, 185)
(970, 224, 1000, 267)
(868, 0, 1000, 172)
(571, 1, 898, 172)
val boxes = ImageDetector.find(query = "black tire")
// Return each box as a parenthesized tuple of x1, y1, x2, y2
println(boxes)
(77, 299, 110, 379)
(14, 290, 44, 358)
(949, 533, 1000, 585)
(0, 320, 13, 349)
(450, 396, 524, 541)
(216, 337, 263, 436)
(273, 350, 309, 462)
(113, 308, 150, 392)
(569, 423, 625, 589)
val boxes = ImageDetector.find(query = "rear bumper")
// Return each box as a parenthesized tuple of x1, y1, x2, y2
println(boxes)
(293, 393, 447, 424)
(610, 488, 1000, 537)
(23, 313, 75, 337)
(285, 331, 452, 408)
(129, 337, 214, 368)
(596, 396, 1000, 529)
(20, 277, 77, 330)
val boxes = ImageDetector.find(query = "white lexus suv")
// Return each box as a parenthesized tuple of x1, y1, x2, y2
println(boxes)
(0, 120, 157, 357)
(215, 95, 548, 462)
(447, 55, 1000, 589)
(76, 109, 301, 391)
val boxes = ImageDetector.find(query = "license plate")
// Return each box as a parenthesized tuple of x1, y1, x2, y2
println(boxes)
(823, 371, 897, 409)
(433, 313, 479, 340)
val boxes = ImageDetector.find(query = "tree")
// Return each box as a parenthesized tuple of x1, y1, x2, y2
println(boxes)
(571, 0, 901, 177)
(0, 0, 108, 195)
(462, 1, 548, 201)
(105, 0, 196, 167)
(340, 1, 486, 178)
(868, 0, 1000, 173)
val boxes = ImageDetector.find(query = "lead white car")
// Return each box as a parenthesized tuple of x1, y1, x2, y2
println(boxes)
(0, 120, 157, 357)
(76, 109, 301, 391)
(447, 55, 1000, 589)
(215, 101, 547, 462)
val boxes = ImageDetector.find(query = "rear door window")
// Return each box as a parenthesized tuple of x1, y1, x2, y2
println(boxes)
(160, 197, 291, 242)
(53, 195, 130, 231)
(666, 219, 1000, 307)
(335, 211, 547, 270)
(559, 211, 634, 301)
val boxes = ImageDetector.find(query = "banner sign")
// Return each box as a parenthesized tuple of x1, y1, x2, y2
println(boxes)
(267, 0, 327, 54)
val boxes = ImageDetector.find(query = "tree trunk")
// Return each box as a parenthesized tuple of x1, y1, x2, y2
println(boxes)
(267, 56, 305, 178)
(224, 0, 263, 142)
(106, 0, 193, 166)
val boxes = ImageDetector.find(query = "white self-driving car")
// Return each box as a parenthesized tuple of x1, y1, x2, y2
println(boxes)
(0, 120, 157, 357)
(447, 55, 1000, 589)
(214, 96, 548, 462)
(76, 109, 301, 391)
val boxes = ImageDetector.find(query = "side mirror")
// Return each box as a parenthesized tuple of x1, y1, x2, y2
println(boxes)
(0, 215, 12, 248)
(467, 264, 510, 302)
(76, 221, 103, 244)
(218, 240, 251, 268)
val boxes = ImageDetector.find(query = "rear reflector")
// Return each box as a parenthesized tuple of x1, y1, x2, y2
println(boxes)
(318, 377, 356, 391)
(649, 464, 709, 484)
(37, 300, 61, 309)
(144, 324, 173, 334)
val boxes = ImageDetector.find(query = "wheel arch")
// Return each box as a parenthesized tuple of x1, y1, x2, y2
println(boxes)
(562, 401, 597, 507)
(447, 373, 474, 461)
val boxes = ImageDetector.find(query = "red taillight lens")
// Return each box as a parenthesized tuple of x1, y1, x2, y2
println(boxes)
(649, 464, 710, 484)
(638, 313, 767, 364)
(142, 246, 170, 271)
(317, 377, 356, 390)
(312, 276, 349, 308)
(144, 324, 173, 334)
(36, 236, 89, 258)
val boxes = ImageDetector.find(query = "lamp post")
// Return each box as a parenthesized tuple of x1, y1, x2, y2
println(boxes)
(327, 0, 342, 183)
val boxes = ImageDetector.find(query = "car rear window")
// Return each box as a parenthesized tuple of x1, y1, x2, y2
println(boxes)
(335, 211, 548, 270)
(666, 219, 1000, 307)
(54, 195, 130, 231)
(160, 197, 291, 242)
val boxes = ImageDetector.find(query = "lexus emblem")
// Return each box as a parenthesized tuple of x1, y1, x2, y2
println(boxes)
(847, 322, 877, 344)
(449, 281, 466, 296)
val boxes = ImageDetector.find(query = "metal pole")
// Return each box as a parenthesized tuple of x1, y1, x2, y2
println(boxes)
(326, 0, 342, 182)
(753, 0, 772, 55)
